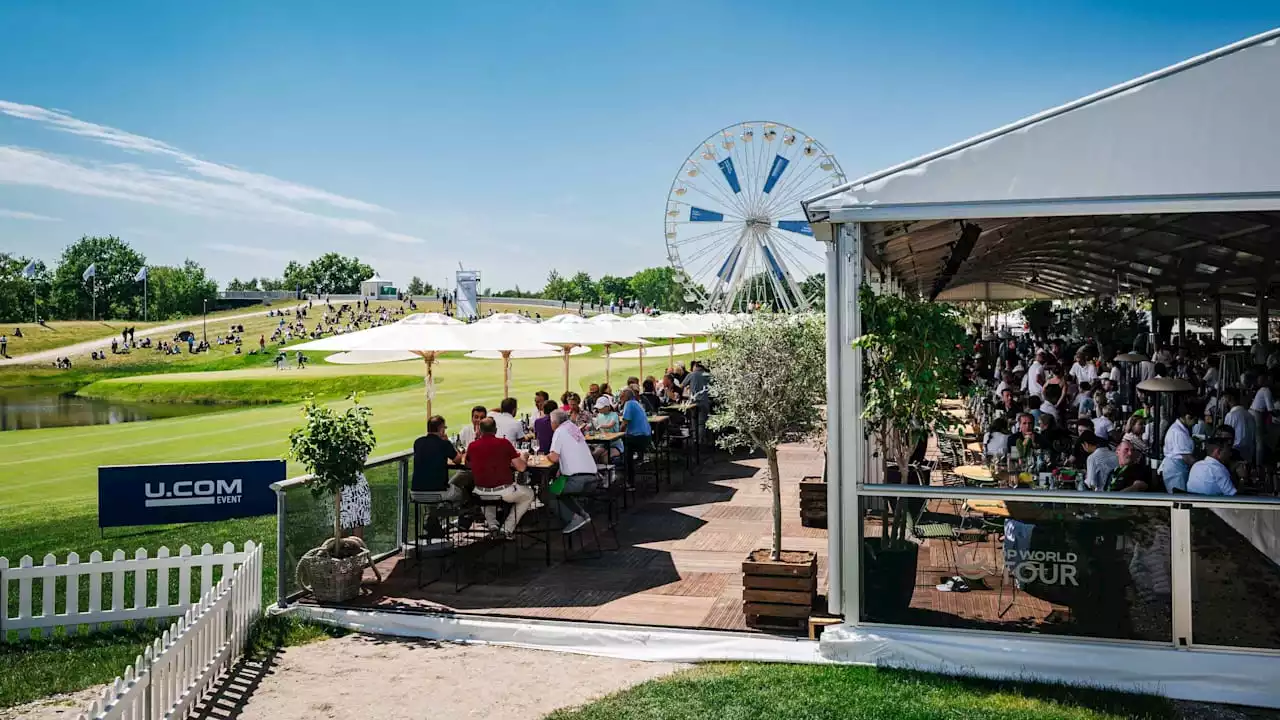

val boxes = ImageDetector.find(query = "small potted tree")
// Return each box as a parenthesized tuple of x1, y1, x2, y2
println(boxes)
(708, 313, 826, 631)
(290, 397, 378, 603)
(853, 287, 965, 619)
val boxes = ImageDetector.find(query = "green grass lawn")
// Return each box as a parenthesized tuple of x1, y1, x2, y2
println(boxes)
(3, 320, 161, 357)
(545, 663, 1179, 720)
(77, 372, 423, 404)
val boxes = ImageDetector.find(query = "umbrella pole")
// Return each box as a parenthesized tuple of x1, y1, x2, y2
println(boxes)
(669, 337, 674, 366)
(604, 343, 612, 386)
(502, 350, 512, 399)
(562, 346, 571, 394)
(423, 352, 437, 419)
(638, 344, 644, 380)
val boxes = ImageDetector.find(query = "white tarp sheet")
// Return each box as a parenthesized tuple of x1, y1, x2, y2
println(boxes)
(806, 30, 1280, 215)
(289, 605, 827, 664)
(820, 624, 1280, 708)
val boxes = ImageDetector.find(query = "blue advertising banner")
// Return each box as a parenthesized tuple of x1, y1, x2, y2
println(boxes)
(763, 155, 790, 194)
(717, 243, 743, 282)
(761, 243, 788, 284)
(717, 157, 742, 194)
(689, 206, 725, 222)
(98, 460, 285, 528)
(777, 220, 814, 236)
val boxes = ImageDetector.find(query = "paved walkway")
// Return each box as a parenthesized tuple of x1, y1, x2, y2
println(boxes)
(0, 308, 275, 366)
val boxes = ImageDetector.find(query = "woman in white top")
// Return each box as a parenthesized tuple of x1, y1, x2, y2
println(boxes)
(984, 417, 1011, 459)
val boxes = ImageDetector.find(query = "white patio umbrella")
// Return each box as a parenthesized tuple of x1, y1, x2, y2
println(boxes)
(582, 313, 651, 385)
(537, 314, 647, 392)
(476, 312, 538, 397)
(291, 315, 556, 417)
(316, 312, 463, 364)
(619, 314, 690, 380)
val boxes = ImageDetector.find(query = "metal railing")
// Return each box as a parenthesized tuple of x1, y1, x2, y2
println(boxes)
(856, 480, 1280, 654)
(272, 450, 411, 607)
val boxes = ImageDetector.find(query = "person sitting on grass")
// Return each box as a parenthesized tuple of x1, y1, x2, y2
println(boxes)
(467, 417, 532, 537)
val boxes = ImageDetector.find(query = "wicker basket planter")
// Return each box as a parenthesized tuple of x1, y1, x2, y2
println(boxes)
(297, 542, 371, 603)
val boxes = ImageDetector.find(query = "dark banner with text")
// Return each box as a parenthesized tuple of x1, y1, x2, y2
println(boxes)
(98, 460, 285, 528)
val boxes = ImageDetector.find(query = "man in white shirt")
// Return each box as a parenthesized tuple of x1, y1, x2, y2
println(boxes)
(546, 409, 599, 533)
(1081, 431, 1119, 492)
(1138, 357, 1156, 383)
(1068, 352, 1098, 385)
(1222, 390, 1255, 466)
(1026, 351, 1046, 400)
(1187, 438, 1237, 496)
(1249, 376, 1273, 467)
(457, 405, 487, 449)
(490, 397, 525, 447)
(993, 371, 1013, 401)
(1159, 406, 1197, 493)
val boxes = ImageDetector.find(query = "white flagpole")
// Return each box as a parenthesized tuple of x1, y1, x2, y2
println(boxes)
(92, 280, 97, 322)
(143, 275, 148, 322)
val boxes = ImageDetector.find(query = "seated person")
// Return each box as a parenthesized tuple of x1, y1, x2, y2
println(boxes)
(1080, 430, 1118, 491)
(1106, 439, 1158, 492)
(467, 417, 533, 535)
(458, 405, 487, 450)
(591, 396, 625, 463)
(1187, 437, 1237, 496)
(411, 415, 472, 537)
(546, 409, 599, 534)
(532, 400, 556, 454)
(1005, 412, 1039, 458)
(1036, 413, 1072, 458)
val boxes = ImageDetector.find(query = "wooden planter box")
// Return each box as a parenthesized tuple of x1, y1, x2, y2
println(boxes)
(742, 549, 817, 632)
(798, 475, 827, 528)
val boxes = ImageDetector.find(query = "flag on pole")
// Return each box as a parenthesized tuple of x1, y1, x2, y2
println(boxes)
(82, 263, 96, 282)
(134, 266, 148, 282)
(21, 260, 37, 279)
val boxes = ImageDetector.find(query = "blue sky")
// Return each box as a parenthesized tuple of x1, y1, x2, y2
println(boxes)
(0, 1, 1276, 290)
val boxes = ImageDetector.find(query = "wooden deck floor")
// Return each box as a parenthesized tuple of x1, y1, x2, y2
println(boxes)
(310, 444, 828, 633)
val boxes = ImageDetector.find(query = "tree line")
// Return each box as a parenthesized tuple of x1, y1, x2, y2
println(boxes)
(2, 234, 711, 322)
(1, 236, 217, 323)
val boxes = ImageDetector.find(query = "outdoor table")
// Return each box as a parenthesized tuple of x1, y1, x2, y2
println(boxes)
(661, 403, 695, 414)
(585, 431, 625, 444)
(446, 457, 557, 565)
(953, 465, 995, 484)
(648, 415, 670, 424)
(964, 498, 1010, 518)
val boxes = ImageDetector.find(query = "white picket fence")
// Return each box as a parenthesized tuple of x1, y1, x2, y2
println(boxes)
(77, 541, 263, 720)
(0, 542, 253, 642)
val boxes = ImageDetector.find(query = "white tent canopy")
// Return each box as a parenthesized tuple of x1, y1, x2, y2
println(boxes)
(803, 28, 1280, 304)
(805, 29, 1280, 220)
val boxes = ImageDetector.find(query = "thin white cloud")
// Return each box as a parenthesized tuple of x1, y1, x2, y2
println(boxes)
(0, 101, 424, 245)
(0, 208, 61, 221)
(0, 100, 389, 214)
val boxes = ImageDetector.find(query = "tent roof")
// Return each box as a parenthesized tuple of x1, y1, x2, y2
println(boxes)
(805, 29, 1280, 303)
(805, 29, 1280, 221)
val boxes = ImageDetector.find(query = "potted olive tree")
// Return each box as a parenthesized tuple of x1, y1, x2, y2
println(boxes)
(290, 398, 378, 603)
(707, 312, 826, 630)
(852, 286, 965, 619)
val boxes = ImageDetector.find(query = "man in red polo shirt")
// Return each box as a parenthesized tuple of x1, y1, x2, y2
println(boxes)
(468, 417, 533, 535)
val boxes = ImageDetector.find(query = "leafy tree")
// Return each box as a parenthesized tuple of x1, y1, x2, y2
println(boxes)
(569, 271, 597, 304)
(708, 313, 826, 560)
(49, 236, 146, 320)
(226, 277, 260, 292)
(289, 398, 377, 558)
(258, 276, 287, 291)
(283, 253, 373, 295)
(491, 285, 540, 299)
(406, 276, 432, 296)
(800, 273, 826, 306)
(1070, 298, 1144, 358)
(0, 254, 50, 323)
(853, 287, 965, 542)
(146, 260, 219, 319)
(630, 266, 683, 310)
(542, 270, 574, 301)
(1021, 300, 1055, 337)
(598, 274, 632, 304)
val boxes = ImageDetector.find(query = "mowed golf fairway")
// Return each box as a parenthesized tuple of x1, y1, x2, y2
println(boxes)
(0, 350, 692, 516)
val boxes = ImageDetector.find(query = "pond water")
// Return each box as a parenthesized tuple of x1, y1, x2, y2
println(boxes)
(0, 387, 237, 431)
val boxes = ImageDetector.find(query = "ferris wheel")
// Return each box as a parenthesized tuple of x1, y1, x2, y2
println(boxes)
(665, 121, 845, 312)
